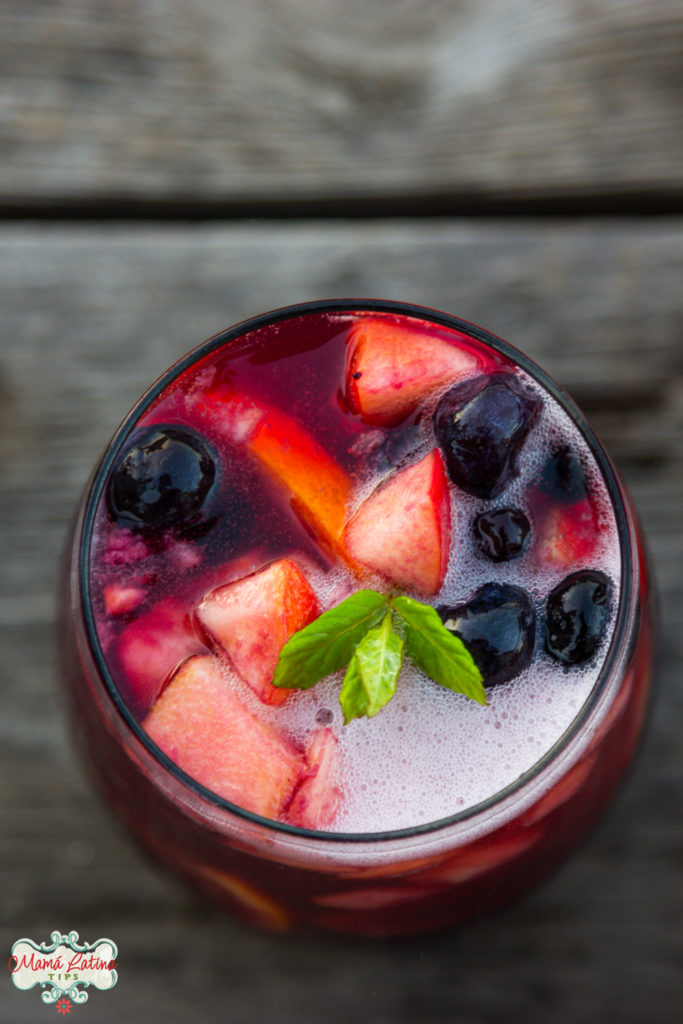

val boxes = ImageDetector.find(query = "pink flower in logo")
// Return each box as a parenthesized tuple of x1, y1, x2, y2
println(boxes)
(56, 996, 72, 1015)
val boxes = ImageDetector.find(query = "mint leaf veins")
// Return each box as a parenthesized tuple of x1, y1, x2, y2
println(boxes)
(273, 588, 486, 723)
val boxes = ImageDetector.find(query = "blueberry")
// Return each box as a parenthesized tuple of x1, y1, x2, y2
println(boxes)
(434, 373, 541, 499)
(440, 582, 535, 686)
(545, 570, 610, 665)
(109, 425, 216, 530)
(536, 446, 589, 503)
(473, 507, 531, 562)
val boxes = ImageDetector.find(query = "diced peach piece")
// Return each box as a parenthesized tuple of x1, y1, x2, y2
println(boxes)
(536, 498, 601, 569)
(143, 655, 304, 819)
(343, 449, 451, 595)
(104, 582, 146, 617)
(194, 390, 353, 562)
(287, 728, 341, 830)
(248, 406, 353, 560)
(346, 316, 481, 425)
(196, 559, 319, 705)
(119, 599, 204, 716)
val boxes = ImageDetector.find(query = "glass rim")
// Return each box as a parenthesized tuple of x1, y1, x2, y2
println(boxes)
(79, 297, 634, 844)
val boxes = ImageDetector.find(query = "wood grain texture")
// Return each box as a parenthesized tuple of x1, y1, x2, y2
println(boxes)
(1, 0, 682, 204)
(1, 222, 682, 1022)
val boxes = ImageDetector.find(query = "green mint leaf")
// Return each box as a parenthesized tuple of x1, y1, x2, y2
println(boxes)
(339, 611, 404, 723)
(338, 656, 368, 722)
(391, 595, 487, 705)
(272, 589, 389, 690)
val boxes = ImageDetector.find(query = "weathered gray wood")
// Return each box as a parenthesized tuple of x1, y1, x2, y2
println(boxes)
(1, 223, 682, 1023)
(1, 1, 681, 203)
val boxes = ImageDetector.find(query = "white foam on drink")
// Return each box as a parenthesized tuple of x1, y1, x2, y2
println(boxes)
(264, 369, 622, 834)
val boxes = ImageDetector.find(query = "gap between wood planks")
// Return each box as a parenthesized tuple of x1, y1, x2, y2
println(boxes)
(1, 188, 682, 222)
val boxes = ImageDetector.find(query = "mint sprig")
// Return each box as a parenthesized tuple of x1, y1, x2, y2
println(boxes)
(273, 589, 486, 723)
(340, 611, 404, 724)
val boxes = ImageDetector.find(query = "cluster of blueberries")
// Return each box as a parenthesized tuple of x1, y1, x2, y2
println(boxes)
(434, 373, 610, 686)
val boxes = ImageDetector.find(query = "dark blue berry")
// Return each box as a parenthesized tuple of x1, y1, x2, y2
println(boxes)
(109, 425, 216, 530)
(536, 446, 589, 503)
(439, 582, 535, 686)
(434, 373, 541, 499)
(473, 507, 531, 562)
(545, 570, 610, 665)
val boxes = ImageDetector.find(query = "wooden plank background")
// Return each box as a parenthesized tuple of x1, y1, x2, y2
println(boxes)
(1, 0, 682, 206)
(1, 2, 682, 1023)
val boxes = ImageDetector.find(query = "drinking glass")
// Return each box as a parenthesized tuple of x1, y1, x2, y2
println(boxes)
(59, 300, 655, 935)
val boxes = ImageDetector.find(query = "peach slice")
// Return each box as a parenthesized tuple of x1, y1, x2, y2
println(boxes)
(143, 654, 305, 819)
(346, 316, 481, 426)
(196, 559, 319, 705)
(343, 449, 451, 595)
(287, 727, 341, 830)
(195, 390, 353, 562)
(535, 498, 601, 569)
(248, 407, 352, 560)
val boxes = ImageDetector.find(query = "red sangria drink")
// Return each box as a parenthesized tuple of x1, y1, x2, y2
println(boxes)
(60, 300, 655, 935)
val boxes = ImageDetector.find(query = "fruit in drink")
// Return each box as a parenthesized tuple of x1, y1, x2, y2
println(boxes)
(196, 559, 319, 706)
(143, 655, 304, 818)
(343, 448, 451, 594)
(434, 373, 541, 498)
(473, 507, 531, 563)
(287, 727, 341, 830)
(439, 583, 536, 687)
(109, 425, 216, 531)
(545, 570, 611, 665)
(118, 599, 204, 717)
(345, 315, 482, 425)
(193, 391, 353, 562)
